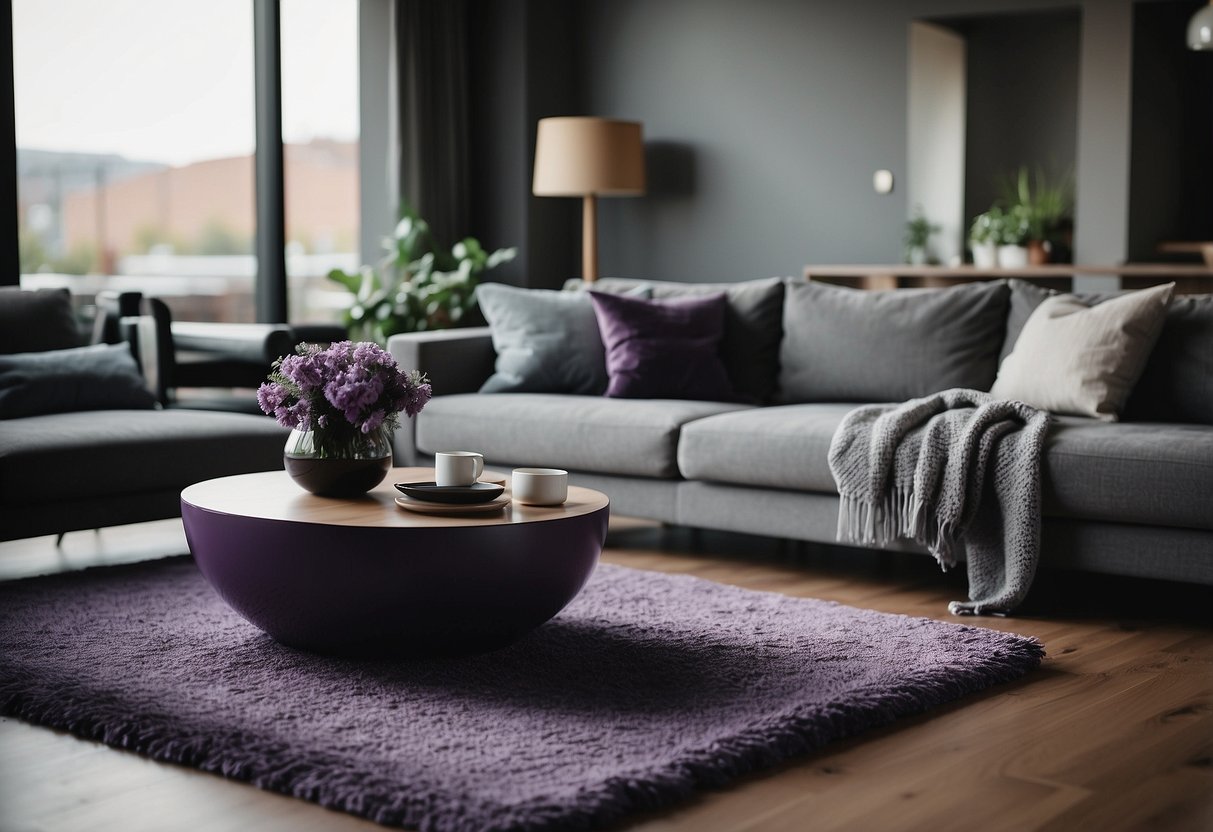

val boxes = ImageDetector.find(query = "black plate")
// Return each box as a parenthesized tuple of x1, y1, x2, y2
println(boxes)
(394, 481, 505, 505)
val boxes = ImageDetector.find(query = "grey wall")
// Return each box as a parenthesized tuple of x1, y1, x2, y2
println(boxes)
(959, 10, 1080, 230)
(470, 0, 1161, 287)
(584, 0, 907, 282)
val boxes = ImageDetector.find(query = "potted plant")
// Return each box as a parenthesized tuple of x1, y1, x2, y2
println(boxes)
(1000, 166, 1073, 265)
(995, 204, 1032, 268)
(328, 207, 516, 346)
(969, 208, 1002, 269)
(258, 340, 433, 497)
(904, 206, 940, 265)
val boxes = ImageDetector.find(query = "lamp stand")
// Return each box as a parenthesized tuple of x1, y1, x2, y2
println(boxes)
(582, 193, 598, 283)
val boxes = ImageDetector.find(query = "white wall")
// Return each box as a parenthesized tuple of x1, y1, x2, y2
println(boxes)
(907, 21, 966, 266)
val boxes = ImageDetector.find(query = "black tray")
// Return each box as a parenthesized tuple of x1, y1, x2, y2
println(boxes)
(393, 481, 505, 505)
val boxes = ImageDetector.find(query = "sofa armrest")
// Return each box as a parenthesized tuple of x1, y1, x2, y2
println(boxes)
(387, 327, 495, 465)
(387, 327, 495, 396)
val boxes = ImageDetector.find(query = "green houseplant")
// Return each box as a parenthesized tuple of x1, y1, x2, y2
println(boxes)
(327, 209, 516, 346)
(904, 206, 940, 265)
(999, 166, 1073, 264)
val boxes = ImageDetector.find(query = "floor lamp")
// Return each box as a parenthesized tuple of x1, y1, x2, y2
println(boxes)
(532, 117, 646, 283)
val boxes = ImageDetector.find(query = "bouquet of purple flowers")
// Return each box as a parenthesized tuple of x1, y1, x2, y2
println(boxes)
(258, 341, 431, 455)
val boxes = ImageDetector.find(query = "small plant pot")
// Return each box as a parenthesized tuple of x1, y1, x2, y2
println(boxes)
(1027, 240, 1050, 266)
(997, 245, 1030, 269)
(906, 246, 928, 266)
(971, 241, 997, 269)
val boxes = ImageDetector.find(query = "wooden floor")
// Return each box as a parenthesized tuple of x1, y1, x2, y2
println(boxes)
(1, 517, 1211, 832)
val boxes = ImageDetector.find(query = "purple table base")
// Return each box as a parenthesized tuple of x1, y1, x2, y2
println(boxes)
(181, 502, 608, 658)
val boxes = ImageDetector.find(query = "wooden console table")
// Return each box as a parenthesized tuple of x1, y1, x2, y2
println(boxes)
(802, 264, 1213, 294)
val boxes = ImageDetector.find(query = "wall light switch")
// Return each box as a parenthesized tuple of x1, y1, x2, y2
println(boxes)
(873, 169, 894, 195)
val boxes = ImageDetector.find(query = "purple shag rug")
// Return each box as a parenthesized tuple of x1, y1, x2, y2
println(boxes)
(0, 558, 1042, 831)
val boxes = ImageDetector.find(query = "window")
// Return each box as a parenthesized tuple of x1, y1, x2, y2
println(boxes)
(13, 0, 258, 322)
(281, 0, 360, 324)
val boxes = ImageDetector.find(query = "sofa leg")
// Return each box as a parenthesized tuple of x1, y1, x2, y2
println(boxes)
(55, 532, 66, 547)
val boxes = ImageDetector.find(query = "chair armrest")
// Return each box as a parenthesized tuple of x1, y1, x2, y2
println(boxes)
(291, 323, 348, 345)
(387, 327, 495, 396)
(170, 322, 296, 365)
(386, 327, 496, 466)
(120, 315, 169, 404)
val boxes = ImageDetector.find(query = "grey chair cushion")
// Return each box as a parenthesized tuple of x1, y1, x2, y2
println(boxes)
(676, 404, 1213, 531)
(1000, 280, 1213, 425)
(0, 410, 288, 504)
(416, 393, 752, 478)
(0, 288, 81, 354)
(580, 277, 785, 403)
(0, 343, 157, 418)
(778, 280, 1010, 403)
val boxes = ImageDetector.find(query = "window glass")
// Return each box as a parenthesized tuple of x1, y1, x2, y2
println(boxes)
(281, 0, 360, 324)
(14, 0, 257, 322)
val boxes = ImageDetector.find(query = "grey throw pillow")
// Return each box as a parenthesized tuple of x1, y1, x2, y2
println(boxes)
(477, 283, 648, 395)
(0, 288, 81, 354)
(1001, 279, 1209, 424)
(777, 280, 1010, 403)
(0, 343, 158, 419)
(576, 276, 785, 403)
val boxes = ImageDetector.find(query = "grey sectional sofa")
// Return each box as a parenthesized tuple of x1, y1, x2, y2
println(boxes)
(0, 289, 288, 541)
(389, 278, 1213, 586)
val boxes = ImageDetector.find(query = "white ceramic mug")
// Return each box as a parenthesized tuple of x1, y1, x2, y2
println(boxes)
(511, 468, 569, 506)
(435, 451, 484, 487)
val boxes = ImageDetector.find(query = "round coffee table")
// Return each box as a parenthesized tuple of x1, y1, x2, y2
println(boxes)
(180, 467, 609, 658)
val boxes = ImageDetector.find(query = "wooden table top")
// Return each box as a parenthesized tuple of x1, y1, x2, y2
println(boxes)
(181, 467, 609, 529)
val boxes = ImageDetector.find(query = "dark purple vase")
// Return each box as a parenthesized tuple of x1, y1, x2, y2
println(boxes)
(283, 427, 392, 497)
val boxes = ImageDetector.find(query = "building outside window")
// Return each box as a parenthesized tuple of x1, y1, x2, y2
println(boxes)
(13, 0, 359, 325)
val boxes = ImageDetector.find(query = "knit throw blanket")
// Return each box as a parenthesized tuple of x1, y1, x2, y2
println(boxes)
(828, 389, 1051, 616)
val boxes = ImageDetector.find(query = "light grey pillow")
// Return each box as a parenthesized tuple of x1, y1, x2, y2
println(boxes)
(991, 282, 1174, 421)
(777, 280, 1010, 403)
(476, 283, 647, 395)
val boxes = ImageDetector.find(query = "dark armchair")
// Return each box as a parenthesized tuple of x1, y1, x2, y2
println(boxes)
(93, 291, 346, 413)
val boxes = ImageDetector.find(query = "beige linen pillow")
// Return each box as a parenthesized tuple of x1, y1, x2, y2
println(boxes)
(991, 282, 1174, 420)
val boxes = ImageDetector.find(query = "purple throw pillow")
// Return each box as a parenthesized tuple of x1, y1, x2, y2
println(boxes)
(588, 290, 739, 401)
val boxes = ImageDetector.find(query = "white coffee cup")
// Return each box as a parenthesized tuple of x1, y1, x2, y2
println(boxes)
(435, 451, 484, 487)
(511, 468, 569, 506)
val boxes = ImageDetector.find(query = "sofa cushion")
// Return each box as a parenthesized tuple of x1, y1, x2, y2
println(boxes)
(677, 405, 1213, 531)
(1002, 280, 1213, 425)
(589, 291, 738, 401)
(477, 284, 647, 396)
(580, 277, 784, 403)
(0, 343, 157, 419)
(778, 280, 1010, 403)
(416, 393, 752, 478)
(1042, 417, 1213, 531)
(0, 288, 81, 354)
(0, 410, 288, 504)
(677, 403, 857, 492)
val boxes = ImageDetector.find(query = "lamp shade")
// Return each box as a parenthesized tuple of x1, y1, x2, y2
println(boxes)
(1190, 1, 1213, 50)
(533, 117, 645, 196)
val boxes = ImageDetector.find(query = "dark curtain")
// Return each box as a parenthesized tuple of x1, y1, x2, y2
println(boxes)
(395, 0, 470, 249)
